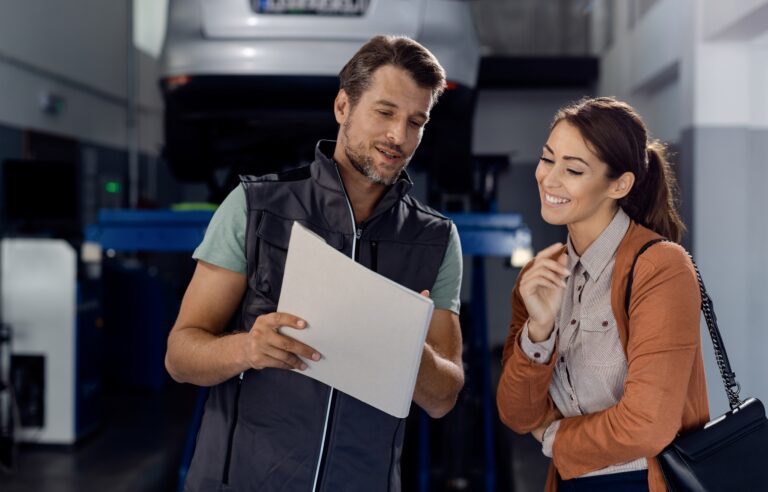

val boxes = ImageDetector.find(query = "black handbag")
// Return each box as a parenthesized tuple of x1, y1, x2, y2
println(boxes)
(626, 239, 768, 492)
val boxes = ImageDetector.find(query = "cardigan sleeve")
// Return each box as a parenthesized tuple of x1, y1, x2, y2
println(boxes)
(551, 243, 702, 478)
(496, 262, 559, 433)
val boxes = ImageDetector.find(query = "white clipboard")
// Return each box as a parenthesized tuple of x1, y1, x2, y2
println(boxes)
(277, 222, 433, 418)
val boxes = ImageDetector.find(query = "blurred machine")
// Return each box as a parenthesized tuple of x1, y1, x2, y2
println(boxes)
(0, 239, 102, 446)
(160, 0, 481, 203)
(0, 158, 103, 453)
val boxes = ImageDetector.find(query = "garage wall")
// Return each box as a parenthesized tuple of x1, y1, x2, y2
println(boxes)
(593, 0, 768, 415)
(0, 0, 163, 155)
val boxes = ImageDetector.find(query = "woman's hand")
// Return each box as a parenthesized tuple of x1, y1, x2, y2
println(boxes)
(519, 243, 570, 342)
(532, 408, 564, 443)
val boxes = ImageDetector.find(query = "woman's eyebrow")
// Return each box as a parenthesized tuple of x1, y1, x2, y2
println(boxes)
(544, 144, 591, 167)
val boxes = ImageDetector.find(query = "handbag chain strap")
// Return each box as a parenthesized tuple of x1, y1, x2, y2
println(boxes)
(627, 239, 743, 410)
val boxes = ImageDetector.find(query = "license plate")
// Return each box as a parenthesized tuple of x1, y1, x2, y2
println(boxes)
(251, 0, 370, 16)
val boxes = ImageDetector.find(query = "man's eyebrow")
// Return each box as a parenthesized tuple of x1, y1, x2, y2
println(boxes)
(542, 144, 591, 167)
(375, 99, 429, 121)
(375, 99, 398, 108)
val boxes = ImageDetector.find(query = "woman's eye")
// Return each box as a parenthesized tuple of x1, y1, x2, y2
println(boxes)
(567, 169, 584, 176)
(539, 156, 554, 164)
(377, 110, 392, 117)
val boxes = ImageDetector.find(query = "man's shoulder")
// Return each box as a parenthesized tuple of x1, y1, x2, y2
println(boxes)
(240, 165, 313, 186)
(400, 194, 450, 223)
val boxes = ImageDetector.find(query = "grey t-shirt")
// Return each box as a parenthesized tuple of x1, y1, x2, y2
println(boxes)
(193, 186, 462, 314)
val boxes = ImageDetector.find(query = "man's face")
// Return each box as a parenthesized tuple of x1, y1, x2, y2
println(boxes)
(334, 65, 433, 185)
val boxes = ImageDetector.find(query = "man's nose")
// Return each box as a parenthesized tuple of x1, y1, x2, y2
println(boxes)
(386, 120, 408, 145)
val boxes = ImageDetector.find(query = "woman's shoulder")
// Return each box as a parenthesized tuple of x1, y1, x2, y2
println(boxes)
(638, 240, 690, 268)
(618, 222, 695, 279)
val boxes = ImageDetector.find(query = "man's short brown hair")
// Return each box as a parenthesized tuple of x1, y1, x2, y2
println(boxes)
(339, 35, 446, 108)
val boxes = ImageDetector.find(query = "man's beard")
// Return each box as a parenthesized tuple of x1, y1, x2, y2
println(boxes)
(343, 118, 411, 186)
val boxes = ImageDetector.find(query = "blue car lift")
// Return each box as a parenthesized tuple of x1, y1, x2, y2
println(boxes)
(86, 209, 531, 492)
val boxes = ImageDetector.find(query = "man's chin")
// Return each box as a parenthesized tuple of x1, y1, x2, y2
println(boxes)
(376, 160, 405, 177)
(372, 169, 401, 186)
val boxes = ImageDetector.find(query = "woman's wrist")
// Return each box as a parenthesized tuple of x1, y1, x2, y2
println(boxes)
(527, 319, 555, 342)
(541, 419, 560, 458)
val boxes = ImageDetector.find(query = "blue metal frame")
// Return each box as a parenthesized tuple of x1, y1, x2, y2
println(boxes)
(86, 210, 530, 258)
(86, 209, 531, 492)
(85, 210, 213, 252)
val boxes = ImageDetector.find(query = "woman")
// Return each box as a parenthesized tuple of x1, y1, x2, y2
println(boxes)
(496, 97, 709, 491)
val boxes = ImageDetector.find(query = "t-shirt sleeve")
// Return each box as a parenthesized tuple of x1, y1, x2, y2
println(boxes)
(430, 222, 462, 314)
(192, 185, 247, 274)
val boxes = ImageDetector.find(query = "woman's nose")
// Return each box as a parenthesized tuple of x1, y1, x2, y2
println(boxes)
(540, 164, 560, 188)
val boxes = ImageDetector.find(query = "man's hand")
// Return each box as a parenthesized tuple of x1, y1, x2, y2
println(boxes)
(412, 290, 464, 418)
(165, 261, 319, 386)
(244, 312, 321, 371)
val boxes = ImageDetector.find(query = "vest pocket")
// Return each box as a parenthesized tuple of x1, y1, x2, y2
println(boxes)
(254, 213, 291, 298)
(254, 212, 345, 299)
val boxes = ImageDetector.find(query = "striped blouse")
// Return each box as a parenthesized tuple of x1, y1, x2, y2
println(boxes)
(520, 208, 647, 477)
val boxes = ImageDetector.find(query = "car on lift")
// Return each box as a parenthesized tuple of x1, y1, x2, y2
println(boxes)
(159, 0, 480, 202)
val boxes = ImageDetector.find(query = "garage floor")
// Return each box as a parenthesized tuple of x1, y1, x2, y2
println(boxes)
(0, 382, 548, 492)
(0, 384, 197, 492)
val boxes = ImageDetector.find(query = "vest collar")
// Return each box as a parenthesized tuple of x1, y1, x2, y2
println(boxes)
(310, 140, 414, 220)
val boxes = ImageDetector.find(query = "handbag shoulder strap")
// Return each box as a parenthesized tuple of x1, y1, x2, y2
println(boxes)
(625, 239, 743, 409)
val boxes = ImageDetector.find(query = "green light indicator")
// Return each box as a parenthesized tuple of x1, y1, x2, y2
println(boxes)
(105, 181, 121, 194)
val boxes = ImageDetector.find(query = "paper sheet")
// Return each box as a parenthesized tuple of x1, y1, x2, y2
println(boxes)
(276, 222, 433, 418)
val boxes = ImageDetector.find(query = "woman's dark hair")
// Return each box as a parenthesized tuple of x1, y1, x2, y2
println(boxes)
(552, 96, 686, 242)
(339, 35, 446, 108)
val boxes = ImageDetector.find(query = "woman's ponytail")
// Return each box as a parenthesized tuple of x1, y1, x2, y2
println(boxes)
(621, 140, 685, 242)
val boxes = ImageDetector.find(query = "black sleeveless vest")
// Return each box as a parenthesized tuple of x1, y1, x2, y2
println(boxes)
(185, 141, 452, 492)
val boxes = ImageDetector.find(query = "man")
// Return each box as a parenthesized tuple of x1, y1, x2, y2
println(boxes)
(165, 35, 464, 491)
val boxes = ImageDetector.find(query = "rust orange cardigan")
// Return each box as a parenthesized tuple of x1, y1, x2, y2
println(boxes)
(496, 221, 710, 492)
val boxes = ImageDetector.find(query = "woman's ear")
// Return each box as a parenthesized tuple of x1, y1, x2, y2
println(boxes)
(609, 172, 635, 200)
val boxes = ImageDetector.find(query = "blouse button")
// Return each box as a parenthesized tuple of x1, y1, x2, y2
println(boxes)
(533, 352, 541, 359)
(570, 319, 576, 325)
(602, 320, 609, 327)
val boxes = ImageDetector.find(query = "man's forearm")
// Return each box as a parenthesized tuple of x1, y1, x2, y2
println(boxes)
(412, 343, 464, 418)
(165, 328, 251, 386)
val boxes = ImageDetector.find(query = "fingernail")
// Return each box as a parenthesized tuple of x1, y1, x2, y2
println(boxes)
(297, 320, 306, 328)
(300, 363, 308, 371)
(312, 353, 321, 361)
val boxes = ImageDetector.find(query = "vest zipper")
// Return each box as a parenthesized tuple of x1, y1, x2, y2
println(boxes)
(370, 240, 378, 273)
(222, 372, 244, 485)
(354, 228, 363, 262)
(310, 165, 361, 491)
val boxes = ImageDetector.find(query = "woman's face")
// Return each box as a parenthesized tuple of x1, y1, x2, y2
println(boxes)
(535, 120, 628, 234)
